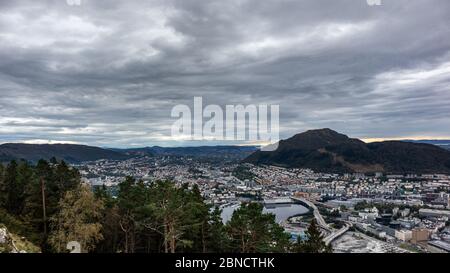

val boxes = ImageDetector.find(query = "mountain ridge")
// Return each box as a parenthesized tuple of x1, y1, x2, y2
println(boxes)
(0, 143, 258, 163)
(244, 129, 450, 174)
(0, 143, 128, 163)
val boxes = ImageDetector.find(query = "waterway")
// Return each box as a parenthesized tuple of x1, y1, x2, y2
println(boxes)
(221, 203, 309, 223)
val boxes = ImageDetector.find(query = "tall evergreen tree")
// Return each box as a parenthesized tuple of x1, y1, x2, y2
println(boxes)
(14, 161, 34, 215)
(3, 161, 19, 214)
(54, 160, 79, 197)
(0, 163, 6, 208)
(116, 177, 149, 253)
(206, 207, 229, 252)
(94, 184, 121, 253)
(226, 202, 290, 253)
(294, 219, 333, 253)
(181, 184, 211, 253)
(143, 180, 189, 253)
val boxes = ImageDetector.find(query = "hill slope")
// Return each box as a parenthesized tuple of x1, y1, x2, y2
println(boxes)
(0, 144, 257, 163)
(404, 140, 450, 151)
(0, 143, 129, 163)
(0, 224, 40, 253)
(244, 129, 450, 174)
(115, 145, 258, 160)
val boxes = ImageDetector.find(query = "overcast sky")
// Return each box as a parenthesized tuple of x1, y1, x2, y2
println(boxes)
(1, 0, 450, 147)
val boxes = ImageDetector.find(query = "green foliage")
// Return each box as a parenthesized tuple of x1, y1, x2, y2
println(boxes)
(206, 207, 229, 252)
(232, 165, 255, 181)
(1, 160, 311, 253)
(0, 224, 41, 253)
(0, 208, 40, 243)
(0, 159, 83, 251)
(114, 179, 214, 253)
(354, 201, 370, 211)
(226, 202, 291, 253)
(101, 180, 292, 253)
(294, 219, 332, 253)
(354, 200, 419, 215)
(49, 184, 104, 253)
(2, 161, 24, 214)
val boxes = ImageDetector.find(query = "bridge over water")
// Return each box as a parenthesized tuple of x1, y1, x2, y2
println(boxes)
(290, 197, 352, 244)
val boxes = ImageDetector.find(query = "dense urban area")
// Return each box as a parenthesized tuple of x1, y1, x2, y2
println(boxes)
(74, 153, 450, 253)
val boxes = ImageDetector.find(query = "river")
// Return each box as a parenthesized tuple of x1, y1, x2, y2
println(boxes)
(221, 203, 309, 224)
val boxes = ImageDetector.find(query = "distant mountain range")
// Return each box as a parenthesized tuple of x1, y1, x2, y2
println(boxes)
(244, 129, 450, 174)
(0, 143, 257, 163)
(2, 131, 450, 173)
(115, 146, 258, 158)
(403, 140, 450, 150)
(0, 143, 128, 163)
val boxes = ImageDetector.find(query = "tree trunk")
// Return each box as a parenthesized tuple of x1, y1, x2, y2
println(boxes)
(130, 227, 135, 253)
(170, 225, 176, 254)
(164, 220, 168, 253)
(124, 231, 129, 253)
(202, 223, 206, 253)
(119, 219, 129, 253)
(170, 238, 176, 253)
(41, 178, 47, 236)
(241, 232, 246, 253)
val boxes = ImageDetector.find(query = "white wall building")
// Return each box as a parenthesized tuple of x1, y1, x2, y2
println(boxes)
(395, 230, 412, 242)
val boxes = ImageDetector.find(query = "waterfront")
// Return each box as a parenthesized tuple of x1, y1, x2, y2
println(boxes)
(221, 203, 309, 223)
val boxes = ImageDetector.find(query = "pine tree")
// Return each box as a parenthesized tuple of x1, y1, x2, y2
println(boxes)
(116, 176, 146, 253)
(144, 180, 188, 253)
(94, 185, 117, 210)
(226, 202, 290, 253)
(181, 184, 211, 253)
(54, 160, 79, 197)
(0, 163, 6, 207)
(94, 184, 121, 253)
(206, 207, 229, 252)
(15, 161, 34, 215)
(23, 174, 45, 233)
(4, 161, 19, 214)
(294, 219, 333, 253)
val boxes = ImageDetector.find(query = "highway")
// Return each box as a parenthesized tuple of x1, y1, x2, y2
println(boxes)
(291, 197, 351, 244)
(324, 222, 352, 245)
(291, 197, 331, 231)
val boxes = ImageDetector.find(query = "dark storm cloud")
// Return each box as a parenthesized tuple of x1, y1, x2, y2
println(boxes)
(1, 0, 450, 146)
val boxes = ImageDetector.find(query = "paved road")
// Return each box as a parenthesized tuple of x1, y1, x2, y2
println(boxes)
(324, 222, 352, 245)
(291, 197, 332, 231)
(291, 197, 353, 244)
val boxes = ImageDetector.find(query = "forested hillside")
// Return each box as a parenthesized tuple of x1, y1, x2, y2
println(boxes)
(0, 160, 327, 253)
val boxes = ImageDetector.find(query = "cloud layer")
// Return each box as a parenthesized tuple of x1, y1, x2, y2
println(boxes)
(1, 0, 450, 147)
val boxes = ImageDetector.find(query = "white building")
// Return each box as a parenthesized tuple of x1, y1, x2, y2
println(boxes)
(419, 209, 450, 218)
(395, 230, 412, 242)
